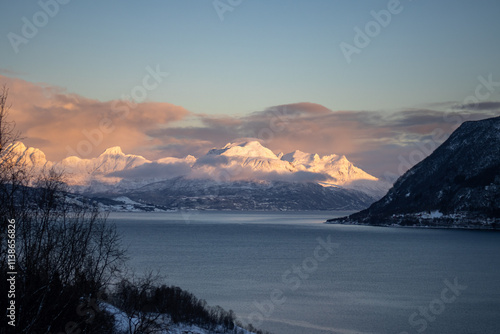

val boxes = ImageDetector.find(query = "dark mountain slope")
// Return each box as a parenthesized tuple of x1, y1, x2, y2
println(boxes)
(328, 116, 500, 228)
(123, 177, 375, 211)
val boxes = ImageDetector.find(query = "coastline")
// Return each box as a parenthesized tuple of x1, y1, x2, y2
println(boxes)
(325, 216, 500, 230)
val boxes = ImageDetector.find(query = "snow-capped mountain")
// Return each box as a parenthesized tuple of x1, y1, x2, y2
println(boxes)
(5, 142, 53, 170)
(198, 140, 295, 174)
(58, 146, 151, 185)
(281, 149, 389, 197)
(200, 141, 390, 197)
(208, 140, 279, 160)
(7, 140, 392, 210)
(282, 150, 376, 184)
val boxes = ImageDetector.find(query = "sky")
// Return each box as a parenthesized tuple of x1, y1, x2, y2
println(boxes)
(1, 0, 500, 178)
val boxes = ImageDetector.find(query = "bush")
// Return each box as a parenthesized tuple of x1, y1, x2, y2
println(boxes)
(112, 279, 237, 332)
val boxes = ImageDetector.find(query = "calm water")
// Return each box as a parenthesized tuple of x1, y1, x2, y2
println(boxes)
(108, 212, 500, 334)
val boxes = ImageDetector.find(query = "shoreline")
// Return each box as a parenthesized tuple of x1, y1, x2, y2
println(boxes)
(325, 219, 500, 231)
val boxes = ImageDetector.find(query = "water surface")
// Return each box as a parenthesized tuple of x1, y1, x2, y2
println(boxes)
(108, 211, 500, 334)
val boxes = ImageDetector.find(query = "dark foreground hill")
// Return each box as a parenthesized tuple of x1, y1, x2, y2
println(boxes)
(328, 116, 500, 229)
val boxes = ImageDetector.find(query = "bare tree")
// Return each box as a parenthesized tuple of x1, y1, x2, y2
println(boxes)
(0, 86, 268, 334)
(0, 85, 25, 222)
(0, 85, 19, 154)
(0, 86, 126, 333)
(112, 271, 166, 334)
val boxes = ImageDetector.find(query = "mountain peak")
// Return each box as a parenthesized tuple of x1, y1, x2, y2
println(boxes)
(101, 146, 124, 156)
(209, 140, 278, 159)
(5, 141, 27, 153)
(282, 150, 320, 165)
(222, 140, 264, 150)
(335, 155, 350, 164)
(4, 142, 49, 168)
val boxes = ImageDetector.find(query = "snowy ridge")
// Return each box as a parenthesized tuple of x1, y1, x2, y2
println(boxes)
(208, 140, 279, 159)
(4, 142, 53, 170)
(59, 146, 151, 185)
(281, 149, 389, 197)
(8, 140, 391, 200)
(198, 141, 389, 197)
(201, 141, 296, 174)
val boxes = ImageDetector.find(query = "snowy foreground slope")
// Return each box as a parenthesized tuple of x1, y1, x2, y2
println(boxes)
(103, 303, 255, 334)
(7, 140, 391, 211)
(328, 116, 500, 228)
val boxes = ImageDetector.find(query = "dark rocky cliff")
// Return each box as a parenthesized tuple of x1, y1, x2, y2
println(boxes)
(328, 116, 500, 229)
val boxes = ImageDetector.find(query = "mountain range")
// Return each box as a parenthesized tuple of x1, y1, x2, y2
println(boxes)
(7, 140, 391, 211)
(328, 116, 500, 228)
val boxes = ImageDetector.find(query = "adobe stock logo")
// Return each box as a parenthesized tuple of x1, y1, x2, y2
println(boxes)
(399, 277, 467, 334)
(238, 235, 339, 328)
(7, 0, 71, 54)
(340, 0, 413, 64)
(65, 64, 168, 158)
(213, 0, 243, 22)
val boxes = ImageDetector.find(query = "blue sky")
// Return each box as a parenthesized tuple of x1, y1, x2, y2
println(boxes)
(1, 1, 500, 177)
(2, 0, 500, 115)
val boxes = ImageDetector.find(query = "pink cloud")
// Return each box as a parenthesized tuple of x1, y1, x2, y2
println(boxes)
(1, 75, 190, 161)
(147, 103, 498, 177)
(2, 75, 498, 178)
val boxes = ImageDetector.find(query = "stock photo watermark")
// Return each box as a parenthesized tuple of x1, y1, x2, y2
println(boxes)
(340, 0, 412, 64)
(213, 0, 244, 22)
(238, 235, 339, 327)
(381, 73, 500, 183)
(48, 289, 108, 334)
(399, 277, 467, 334)
(65, 64, 169, 158)
(7, 0, 72, 54)
(256, 105, 298, 145)
(6, 218, 17, 327)
(4, 216, 107, 332)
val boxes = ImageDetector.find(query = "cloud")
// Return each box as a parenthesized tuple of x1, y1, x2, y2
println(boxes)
(2, 75, 499, 179)
(0, 69, 24, 76)
(105, 148, 331, 185)
(109, 162, 192, 180)
(150, 102, 499, 178)
(194, 154, 230, 167)
(455, 101, 500, 111)
(186, 163, 330, 184)
(262, 170, 329, 183)
(1, 75, 189, 161)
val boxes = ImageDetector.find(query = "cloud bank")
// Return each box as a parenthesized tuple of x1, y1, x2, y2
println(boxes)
(2, 75, 499, 178)
(1, 75, 189, 161)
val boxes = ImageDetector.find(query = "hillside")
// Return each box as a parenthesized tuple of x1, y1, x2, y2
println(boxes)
(328, 116, 500, 229)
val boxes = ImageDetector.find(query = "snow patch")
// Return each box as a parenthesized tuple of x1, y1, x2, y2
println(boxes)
(419, 211, 444, 219)
(101, 302, 256, 334)
(113, 196, 142, 206)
